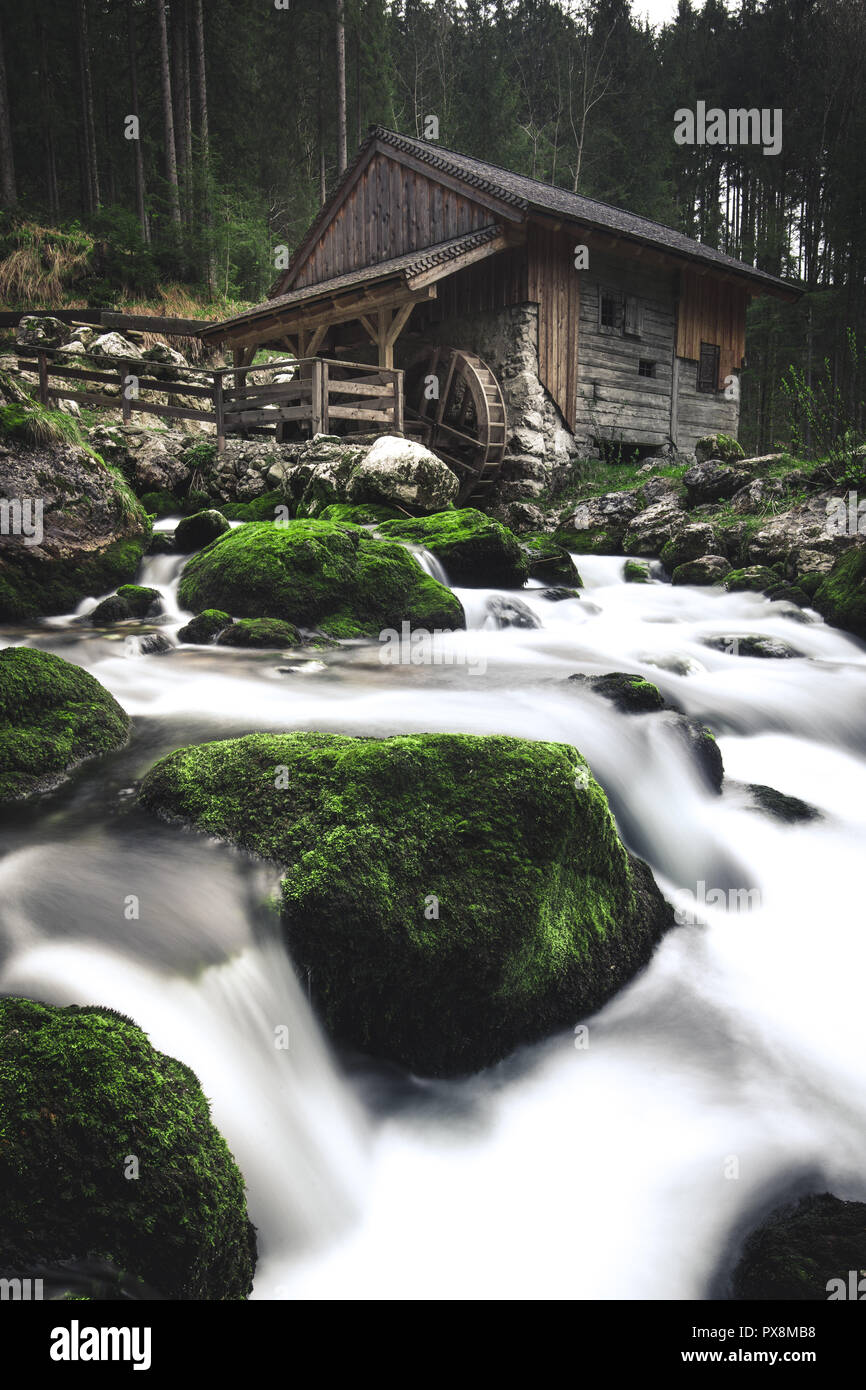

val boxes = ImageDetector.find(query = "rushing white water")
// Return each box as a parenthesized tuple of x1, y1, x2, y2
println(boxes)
(2, 540, 865, 1299)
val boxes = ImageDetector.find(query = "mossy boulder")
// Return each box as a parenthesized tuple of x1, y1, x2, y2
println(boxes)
(318, 502, 403, 526)
(378, 509, 529, 587)
(0, 997, 256, 1299)
(219, 491, 285, 523)
(623, 559, 651, 584)
(90, 594, 133, 624)
(723, 565, 782, 594)
(796, 570, 826, 599)
(116, 584, 161, 618)
(177, 609, 233, 644)
(0, 646, 130, 801)
(177, 519, 464, 639)
(568, 671, 666, 714)
(0, 439, 149, 621)
(813, 546, 866, 640)
(671, 556, 731, 586)
(140, 731, 673, 1076)
(174, 509, 231, 552)
(216, 618, 301, 649)
(520, 533, 582, 585)
(747, 783, 821, 823)
(702, 633, 804, 659)
(695, 433, 745, 465)
(731, 1193, 866, 1300)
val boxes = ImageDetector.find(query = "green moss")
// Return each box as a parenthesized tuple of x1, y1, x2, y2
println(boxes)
(318, 502, 403, 525)
(0, 402, 85, 450)
(140, 489, 181, 517)
(0, 996, 256, 1299)
(723, 565, 783, 594)
(796, 570, 826, 598)
(731, 1193, 865, 1301)
(553, 525, 615, 556)
(140, 731, 672, 1076)
(177, 609, 232, 645)
(219, 492, 285, 523)
(216, 617, 301, 648)
(177, 519, 464, 638)
(0, 646, 130, 801)
(813, 547, 866, 639)
(568, 671, 666, 713)
(0, 536, 148, 623)
(378, 508, 529, 586)
(624, 559, 651, 583)
(116, 585, 160, 617)
(696, 432, 745, 464)
(520, 533, 582, 585)
(174, 509, 231, 552)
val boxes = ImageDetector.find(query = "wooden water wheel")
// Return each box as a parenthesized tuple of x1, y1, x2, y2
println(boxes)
(404, 347, 508, 505)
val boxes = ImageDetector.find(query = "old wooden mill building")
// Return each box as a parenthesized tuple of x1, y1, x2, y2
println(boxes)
(201, 126, 799, 499)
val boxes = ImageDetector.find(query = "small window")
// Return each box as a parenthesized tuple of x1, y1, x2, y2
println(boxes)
(697, 342, 721, 393)
(600, 293, 618, 329)
(624, 295, 643, 337)
(638, 359, 656, 378)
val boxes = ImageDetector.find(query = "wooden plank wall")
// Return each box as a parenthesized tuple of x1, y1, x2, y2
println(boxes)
(295, 153, 493, 288)
(418, 247, 528, 324)
(676, 270, 748, 387)
(526, 226, 580, 430)
(575, 247, 677, 447)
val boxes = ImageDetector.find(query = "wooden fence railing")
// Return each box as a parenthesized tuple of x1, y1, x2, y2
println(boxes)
(16, 352, 404, 452)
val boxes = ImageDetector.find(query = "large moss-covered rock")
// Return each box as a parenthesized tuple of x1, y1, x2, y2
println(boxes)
(0, 439, 149, 621)
(216, 617, 301, 648)
(0, 646, 130, 801)
(140, 731, 673, 1076)
(177, 519, 464, 639)
(177, 609, 233, 644)
(813, 546, 866, 640)
(0, 997, 256, 1299)
(731, 1193, 866, 1300)
(378, 508, 529, 586)
(723, 565, 782, 594)
(520, 533, 582, 585)
(175, 509, 230, 552)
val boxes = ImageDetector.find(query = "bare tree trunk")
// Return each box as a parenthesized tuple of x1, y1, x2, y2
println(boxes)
(193, 0, 213, 289)
(0, 13, 18, 209)
(156, 0, 182, 228)
(77, 0, 100, 214)
(127, 3, 149, 242)
(335, 0, 348, 174)
(318, 23, 327, 204)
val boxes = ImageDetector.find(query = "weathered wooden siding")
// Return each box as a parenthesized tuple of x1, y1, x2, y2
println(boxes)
(674, 357, 740, 451)
(294, 152, 493, 288)
(575, 249, 677, 448)
(676, 270, 747, 388)
(526, 226, 580, 431)
(417, 247, 528, 325)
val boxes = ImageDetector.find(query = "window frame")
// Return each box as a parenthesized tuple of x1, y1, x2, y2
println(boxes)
(697, 342, 721, 394)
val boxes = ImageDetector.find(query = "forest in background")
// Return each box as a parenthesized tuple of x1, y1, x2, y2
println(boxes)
(0, 0, 862, 453)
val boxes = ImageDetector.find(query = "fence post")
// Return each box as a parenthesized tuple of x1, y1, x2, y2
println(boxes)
(393, 368, 404, 436)
(120, 361, 131, 424)
(213, 374, 226, 453)
(37, 351, 49, 406)
(320, 360, 329, 436)
(310, 359, 323, 436)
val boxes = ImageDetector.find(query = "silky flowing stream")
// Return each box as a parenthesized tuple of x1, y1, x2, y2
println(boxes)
(2, 533, 865, 1299)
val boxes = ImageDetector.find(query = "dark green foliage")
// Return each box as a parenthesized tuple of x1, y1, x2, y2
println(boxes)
(0, 539, 147, 623)
(318, 502, 403, 525)
(0, 997, 256, 1300)
(813, 547, 866, 639)
(378, 509, 529, 587)
(731, 1194, 866, 1301)
(0, 646, 129, 801)
(141, 490, 182, 518)
(140, 731, 673, 1076)
(219, 492, 284, 522)
(177, 519, 464, 638)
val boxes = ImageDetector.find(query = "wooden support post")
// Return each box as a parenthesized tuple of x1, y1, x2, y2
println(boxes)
(377, 309, 394, 370)
(213, 375, 226, 453)
(310, 358, 324, 436)
(393, 369, 404, 436)
(121, 362, 132, 424)
(320, 360, 330, 435)
(37, 352, 49, 406)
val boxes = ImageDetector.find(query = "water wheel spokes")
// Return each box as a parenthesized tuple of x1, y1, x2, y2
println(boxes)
(405, 347, 508, 505)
